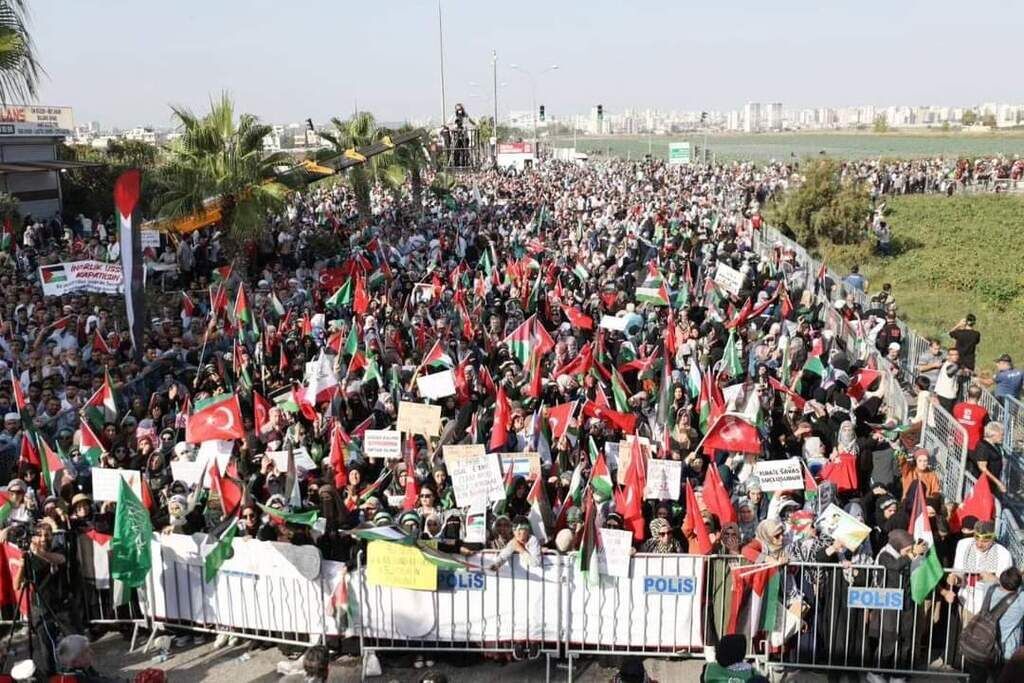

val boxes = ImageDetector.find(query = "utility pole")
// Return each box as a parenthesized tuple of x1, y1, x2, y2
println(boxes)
(492, 49, 499, 159)
(438, 0, 447, 126)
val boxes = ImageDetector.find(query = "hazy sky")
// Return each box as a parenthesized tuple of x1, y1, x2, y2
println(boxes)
(29, 0, 1024, 128)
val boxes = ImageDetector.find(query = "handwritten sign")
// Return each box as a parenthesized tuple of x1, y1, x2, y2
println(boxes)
(598, 528, 633, 578)
(500, 452, 542, 480)
(643, 458, 682, 500)
(714, 263, 744, 296)
(752, 458, 804, 492)
(444, 444, 505, 508)
(816, 503, 871, 551)
(398, 401, 442, 437)
(91, 468, 143, 502)
(366, 541, 437, 591)
(363, 430, 402, 460)
(416, 370, 456, 400)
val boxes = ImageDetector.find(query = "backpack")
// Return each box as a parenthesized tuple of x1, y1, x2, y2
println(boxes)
(960, 584, 1018, 666)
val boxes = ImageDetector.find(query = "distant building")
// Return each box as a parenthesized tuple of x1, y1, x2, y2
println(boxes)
(766, 102, 783, 130)
(0, 104, 84, 218)
(743, 102, 761, 133)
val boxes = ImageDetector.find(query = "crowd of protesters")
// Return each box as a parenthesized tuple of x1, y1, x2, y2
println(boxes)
(0, 153, 1021, 682)
(839, 156, 1024, 197)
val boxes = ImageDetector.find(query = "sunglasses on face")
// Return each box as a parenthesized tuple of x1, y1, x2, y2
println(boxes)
(242, 513, 257, 519)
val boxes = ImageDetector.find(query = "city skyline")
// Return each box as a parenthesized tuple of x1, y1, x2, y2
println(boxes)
(28, 0, 1024, 129)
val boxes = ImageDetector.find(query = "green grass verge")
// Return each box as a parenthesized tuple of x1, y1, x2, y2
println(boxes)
(821, 194, 1024, 373)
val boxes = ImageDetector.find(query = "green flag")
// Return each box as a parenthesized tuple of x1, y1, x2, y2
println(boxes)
(258, 502, 318, 527)
(110, 478, 153, 589)
(722, 330, 744, 378)
(201, 516, 238, 583)
(326, 279, 353, 308)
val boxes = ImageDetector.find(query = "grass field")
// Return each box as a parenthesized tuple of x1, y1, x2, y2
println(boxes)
(551, 131, 1024, 162)
(822, 194, 1024, 372)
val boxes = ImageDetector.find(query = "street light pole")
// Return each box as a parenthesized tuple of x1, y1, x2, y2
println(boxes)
(438, 0, 447, 126)
(492, 50, 499, 158)
(510, 64, 558, 157)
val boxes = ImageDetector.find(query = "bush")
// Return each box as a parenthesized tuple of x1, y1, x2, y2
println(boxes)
(765, 158, 871, 247)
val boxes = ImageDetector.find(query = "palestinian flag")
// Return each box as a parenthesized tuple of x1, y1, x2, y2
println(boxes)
(503, 314, 555, 366)
(636, 263, 670, 306)
(37, 434, 65, 496)
(656, 345, 674, 428)
(573, 263, 590, 282)
(421, 340, 454, 369)
(0, 491, 12, 525)
(610, 366, 630, 413)
(526, 476, 551, 544)
(233, 285, 257, 338)
(687, 357, 702, 399)
(258, 503, 318, 527)
(347, 524, 409, 543)
(727, 563, 781, 638)
(908, 482, 943, 603)
(326, 279, 353, 308)
(83, 371, 119, 431)
(269, 292, 286, 318)
(212, 265, 234, 285)
(0, 216, 14, 252)
(803, 354, 826, 378)
(589, 450, 613, 502)
(185, 394, 245, 443)
(201, 514, 238, 583)
(10, 371, 29, 429)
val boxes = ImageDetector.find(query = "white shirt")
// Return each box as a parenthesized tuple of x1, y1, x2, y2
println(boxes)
(953, 537, 1013, 613)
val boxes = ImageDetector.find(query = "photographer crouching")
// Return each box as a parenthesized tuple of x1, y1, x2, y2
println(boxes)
(4, 520, 72, 679)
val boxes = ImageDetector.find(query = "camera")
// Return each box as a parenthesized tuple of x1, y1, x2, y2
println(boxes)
(5, 521, 32, 551)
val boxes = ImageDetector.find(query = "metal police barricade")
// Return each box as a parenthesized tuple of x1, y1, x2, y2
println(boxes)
(1005, 396, 1024, 508)
(145, 532, 333, 648)
(919, 403, 969, 504)
(760, 562, 964, 679)
(355, 549, 563, 680)
(563, 553, 717, 681)
(898, 323, 929, 388)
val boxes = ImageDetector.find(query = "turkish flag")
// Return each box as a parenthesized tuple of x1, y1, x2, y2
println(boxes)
(950, 475, 996, 533)
(848, 368, 881, 401)
(581, 401, 638, 435)
(185, 395, 245, 443)
(208, 460, 243, 516)
(821, 452, 859, 493)
(701, 414, 761, 456)
(684, 481, 713, 555)
(703, 462, 737, 524)
(253, 391, 271, 435)
(489, 385, 511, 451)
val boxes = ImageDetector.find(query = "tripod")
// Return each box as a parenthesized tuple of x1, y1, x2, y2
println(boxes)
(0, 553, 66, 678)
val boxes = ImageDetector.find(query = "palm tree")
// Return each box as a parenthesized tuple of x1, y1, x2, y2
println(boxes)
(316, 112, 410, 224)
(387, 123, 429, 214)
(154, 93, 297, 246)
(0, 0, 41, 104)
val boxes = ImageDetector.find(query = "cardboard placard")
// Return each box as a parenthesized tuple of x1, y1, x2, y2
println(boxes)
(91, 467, 143, 502)
(170, 461, 208, 489)
(598, 527, 633, 578)
(444, 444, 505, 508)
(416, 370, 457, 400)
(599, 315, 629, 332)
(500, 452, 542, 480)
(752, 458, 804, 492)
(714, 263, 744, 296)
(398, 401, 442, 437)
(363, 430, 402, 460)
(643, 458, 682, 500)
(266, 447, 318, 474)
(366, 540, 437, 591)
(815, 503, 871, 551)
(197, 439, 234, 473)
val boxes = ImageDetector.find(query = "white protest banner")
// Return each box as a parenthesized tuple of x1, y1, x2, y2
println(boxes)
(416, 370, 456, 400)
(38, 260, 124, 297)
(643, 458, 682, 500)
(598, 528, 633, 578)
(398, 401, 442, 437)
(444, 444, 504, 508)
(170, 461, 208, 488)
(91, 467, 143, 502)
(816, 503, 871, 551)
(604, 441, 620, 470)
(500, 452, 541, 480)
(363, 430, 402, 460)
(197, 439, 234, 473)
(599, 315, 628, 332)
(753, 458, 804, 492)
(267, 447, 317, 474)
(140, 230, 161, 251)
(713, 262, 744, 296)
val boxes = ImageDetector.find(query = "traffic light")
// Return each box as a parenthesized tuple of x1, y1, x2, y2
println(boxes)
(306, 118, 314, 131)
(700, 111, 708, 123)
(539, 105, 545, 122)
(597, 104, 603, 119)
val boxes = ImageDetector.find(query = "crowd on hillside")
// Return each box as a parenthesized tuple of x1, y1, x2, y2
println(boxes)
(0, 155, 1022, 682)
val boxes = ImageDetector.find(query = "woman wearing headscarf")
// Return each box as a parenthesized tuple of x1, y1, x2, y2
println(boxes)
(871, 528, 925, 671)
(489, 514, 513, 550)
(753, 519, 789, 565)
(735, 499, 759, 545)
(641, 517, 682, 554)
